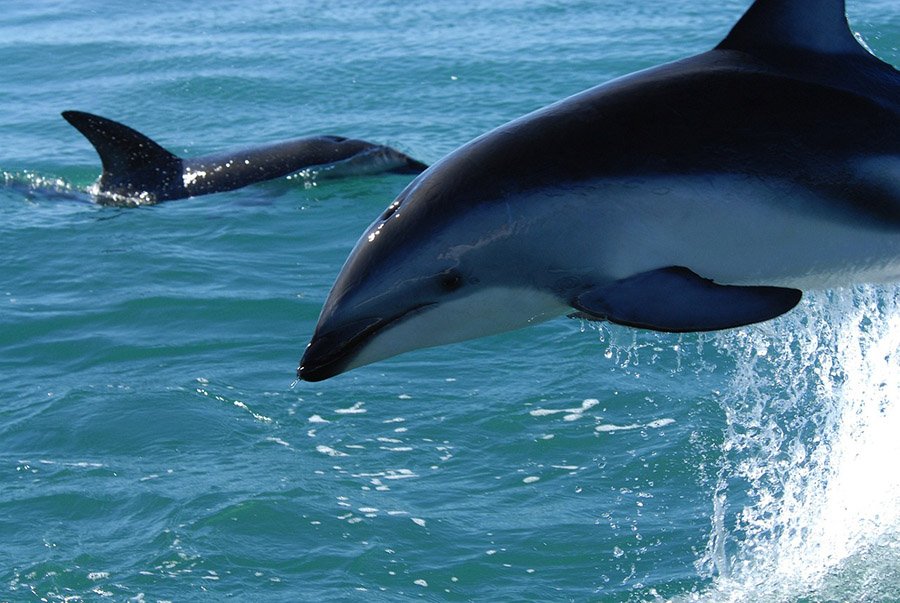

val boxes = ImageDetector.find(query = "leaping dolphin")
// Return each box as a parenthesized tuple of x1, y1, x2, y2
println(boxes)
(62, 110, 427, 205)
(298, 0, 900, 382)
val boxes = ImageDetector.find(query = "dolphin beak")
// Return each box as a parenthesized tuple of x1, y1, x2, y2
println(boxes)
(297, 303, 436, 382)
(297, 316, 384, 382)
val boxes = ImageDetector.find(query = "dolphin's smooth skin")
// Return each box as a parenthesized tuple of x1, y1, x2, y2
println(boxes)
(62, 110, 427, 205)
(298, 0, 900, 382)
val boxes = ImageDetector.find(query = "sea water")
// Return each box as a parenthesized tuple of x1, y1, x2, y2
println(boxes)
(1, 1, 898, 601)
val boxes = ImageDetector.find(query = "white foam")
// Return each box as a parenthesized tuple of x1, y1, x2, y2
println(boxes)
(530, 398, 601, 421)
(335, 401, 367, 415)
(315, 445, 347, 458)
(595, 418, 675, 433)
(692, 286, 900, 602)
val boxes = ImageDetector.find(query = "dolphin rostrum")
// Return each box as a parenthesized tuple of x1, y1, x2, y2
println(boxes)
(62, 110, 427, 205)
(298, 0, 900, 382)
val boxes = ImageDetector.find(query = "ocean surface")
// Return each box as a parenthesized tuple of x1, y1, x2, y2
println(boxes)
(2, 1, 899, 601)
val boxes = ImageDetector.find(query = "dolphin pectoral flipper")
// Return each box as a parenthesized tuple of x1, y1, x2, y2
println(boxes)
(571, 267, 802, 333)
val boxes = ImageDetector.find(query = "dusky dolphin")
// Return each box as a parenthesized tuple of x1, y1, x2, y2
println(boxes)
(62, 110, 427, 205)
(298, 0, 900, 382)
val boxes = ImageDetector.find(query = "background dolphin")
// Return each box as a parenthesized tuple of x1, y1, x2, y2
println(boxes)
(62, 110, 427, 205)
(298, 0, 899, 382)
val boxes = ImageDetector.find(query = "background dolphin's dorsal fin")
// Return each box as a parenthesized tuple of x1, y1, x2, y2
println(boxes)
(716, 0, 869, 57)
(62, 110, 182, 187)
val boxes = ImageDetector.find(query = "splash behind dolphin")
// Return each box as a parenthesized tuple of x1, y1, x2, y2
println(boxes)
(62, 110, 427, 205)
(298, 0, 900, 381)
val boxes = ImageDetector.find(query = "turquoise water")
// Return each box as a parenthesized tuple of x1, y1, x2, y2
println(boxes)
(2, 1, 899, 601)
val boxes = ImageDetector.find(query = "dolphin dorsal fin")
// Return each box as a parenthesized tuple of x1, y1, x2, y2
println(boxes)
(62, 110, 182, 188)
(716, 0, 868, 57)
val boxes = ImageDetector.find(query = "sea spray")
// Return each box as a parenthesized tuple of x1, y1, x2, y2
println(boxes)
(693, 286, 900, 602)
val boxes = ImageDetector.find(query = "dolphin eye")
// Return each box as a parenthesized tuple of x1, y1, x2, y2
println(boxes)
(438, 269, 463, 293)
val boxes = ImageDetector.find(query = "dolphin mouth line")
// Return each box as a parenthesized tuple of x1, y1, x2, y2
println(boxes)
(298, 302, 437, 382)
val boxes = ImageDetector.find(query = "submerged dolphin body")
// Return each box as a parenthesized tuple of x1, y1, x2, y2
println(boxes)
(62, 111, 427, 205)
(298, 0, 900, 382)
